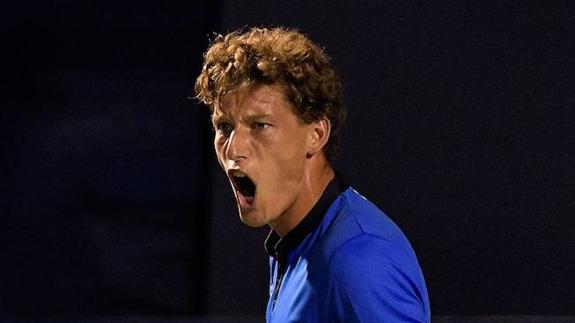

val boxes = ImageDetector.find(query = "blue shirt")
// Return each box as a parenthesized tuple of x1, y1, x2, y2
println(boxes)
(265, 181, 430, 322)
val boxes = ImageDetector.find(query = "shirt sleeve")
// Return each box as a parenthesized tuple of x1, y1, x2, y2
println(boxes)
(327, 234, 429, 323)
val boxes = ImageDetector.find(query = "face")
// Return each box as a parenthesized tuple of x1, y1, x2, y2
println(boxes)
(212, 84, 314, 229)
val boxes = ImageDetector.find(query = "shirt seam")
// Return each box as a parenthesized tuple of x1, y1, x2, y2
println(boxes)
(326, 231, 412, 274)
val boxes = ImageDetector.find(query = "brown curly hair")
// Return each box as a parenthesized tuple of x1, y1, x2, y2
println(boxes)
(195, 27, 346, 162)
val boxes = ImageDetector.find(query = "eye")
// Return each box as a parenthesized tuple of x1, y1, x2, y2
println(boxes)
(253, 122, 270, 131)
(215, 122, 233, 137)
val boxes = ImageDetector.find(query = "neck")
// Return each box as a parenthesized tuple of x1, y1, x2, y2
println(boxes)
(270, 161, 335, 237)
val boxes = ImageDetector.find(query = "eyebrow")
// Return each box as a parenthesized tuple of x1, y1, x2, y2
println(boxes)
(244, 113, 271, 123)
(211, 112, 229, 124)
(211, 113, 272, 125)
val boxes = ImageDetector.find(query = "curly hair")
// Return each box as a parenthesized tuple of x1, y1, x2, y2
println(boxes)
(195, 27, 346, 162)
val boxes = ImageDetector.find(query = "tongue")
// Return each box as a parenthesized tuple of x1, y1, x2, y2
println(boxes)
(238, 191, 254, 209)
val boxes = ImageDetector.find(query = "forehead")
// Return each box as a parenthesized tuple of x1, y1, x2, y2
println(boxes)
(213, 84, 294, 118)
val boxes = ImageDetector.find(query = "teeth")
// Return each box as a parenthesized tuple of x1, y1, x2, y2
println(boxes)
(230, 169, 247, 178)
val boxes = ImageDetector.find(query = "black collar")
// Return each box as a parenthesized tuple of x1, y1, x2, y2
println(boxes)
(264, 174, 348, 261)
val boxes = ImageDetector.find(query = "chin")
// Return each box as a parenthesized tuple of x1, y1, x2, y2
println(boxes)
(239, 213, 268, 228)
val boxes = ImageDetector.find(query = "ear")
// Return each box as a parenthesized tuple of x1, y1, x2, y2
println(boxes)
(306, 117, 331, 158)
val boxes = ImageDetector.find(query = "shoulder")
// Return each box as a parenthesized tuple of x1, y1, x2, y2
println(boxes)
(328, 188, 425, 283)
(319, 189, 430, 322)
(328, 233, 421, 287)
(322, 188, 417, 260)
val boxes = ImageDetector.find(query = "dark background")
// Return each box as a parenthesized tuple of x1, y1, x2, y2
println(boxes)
(1, 0, 574, 319)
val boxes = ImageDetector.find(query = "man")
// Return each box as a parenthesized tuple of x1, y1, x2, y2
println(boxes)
(195, 27, 430, 322)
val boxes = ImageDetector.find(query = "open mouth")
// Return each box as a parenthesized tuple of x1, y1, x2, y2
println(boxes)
(229, 170, 256, 207)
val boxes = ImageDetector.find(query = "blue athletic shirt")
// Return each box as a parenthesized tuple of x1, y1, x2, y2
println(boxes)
(264, 177, 430, 322)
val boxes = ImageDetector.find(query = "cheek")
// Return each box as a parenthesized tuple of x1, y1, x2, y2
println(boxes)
(278, 131, 308, 159)
(265, 137, 307, 174)
(214, 137, 227, 165)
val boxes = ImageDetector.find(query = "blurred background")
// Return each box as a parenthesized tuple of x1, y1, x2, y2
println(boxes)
(1, 0, 574, 321)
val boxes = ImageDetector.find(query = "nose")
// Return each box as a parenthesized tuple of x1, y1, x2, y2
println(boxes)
(225, 126, 248, 162)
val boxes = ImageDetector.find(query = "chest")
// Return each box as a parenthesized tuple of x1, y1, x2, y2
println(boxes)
(266, 255, 330, 323)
